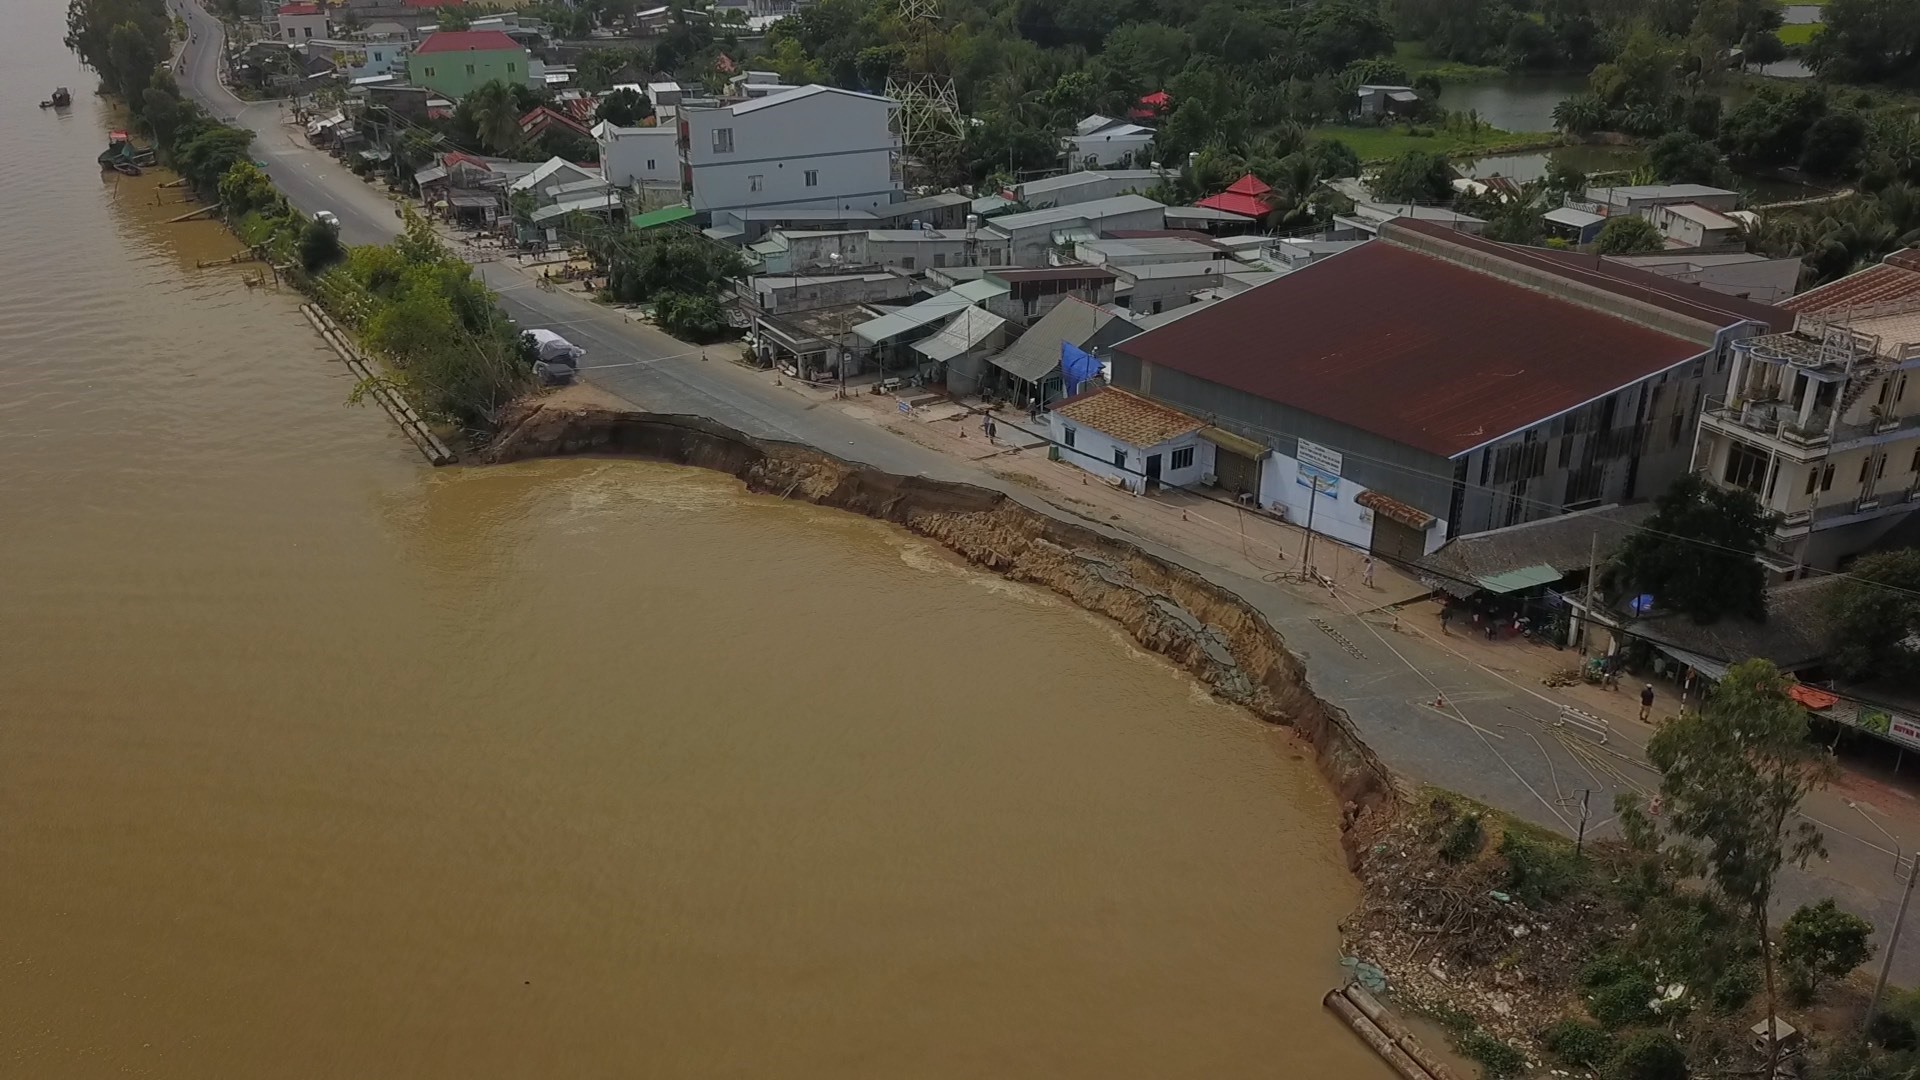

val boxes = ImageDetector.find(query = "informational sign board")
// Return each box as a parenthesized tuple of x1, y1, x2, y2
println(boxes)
(1296, 439, 1342, 499)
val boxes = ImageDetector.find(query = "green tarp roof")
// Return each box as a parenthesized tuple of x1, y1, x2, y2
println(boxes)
(1475, 563, 1562, 595)
(630, 205, 694, 230)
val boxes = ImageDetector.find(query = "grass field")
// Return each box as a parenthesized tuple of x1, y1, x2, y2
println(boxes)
(1311, 123, 1557, 164)
(1778, 23, 1825, 46)
(1392, 41, 1507, 82)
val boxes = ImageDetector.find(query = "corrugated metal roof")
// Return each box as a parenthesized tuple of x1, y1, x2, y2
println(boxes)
(989, 298, 1116, 381)
(414, 30, 520, 54)
(985, 195, 1165, 233)
(911, 308, 1007, 362)
(852, 291, 978, 344)
(1391, 220, 1791, 332)
(1115, 238, 1706, 458)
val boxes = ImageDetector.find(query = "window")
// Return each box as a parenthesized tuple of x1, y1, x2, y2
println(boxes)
(1690, 354, 1706, 378)
(465, 64, 475, 75)
(423, 66, 434, 77)
(507, 63, 517, 74)
(1722, 441, 1769, 492)
(712, 127, 734, 153)
(1806, 467, 1819, 495)
(1912, 446, 1920, 473)
(804, 169, 818, 187)
(1170, 446, 1194, 471)
(646, 159, 656, 170)
(1063, 427, 1076, 448)
(1113, 448, 1128, 469)
(1879, 454, 1889, 479)
(900, 256, 914, 270)
(933, 253, 946, 268)
(373, 51, 383, 61)
(303, 26, 313, 37)
(1821, 463, 1835, 491)
(748, 174, 763, 192)
(1861, 457, 1873, 484)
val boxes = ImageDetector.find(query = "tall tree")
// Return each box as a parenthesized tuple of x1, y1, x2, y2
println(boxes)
(1610, 473, 1770, 622)
(1595, 214, 1664, 253)
(1372, 149, 1453, 205)
(461, 80, 524, 156)
(595, 86, 653, 127)
(1646, 659, 1833, 1075)
(1824, 548, 1920, 682)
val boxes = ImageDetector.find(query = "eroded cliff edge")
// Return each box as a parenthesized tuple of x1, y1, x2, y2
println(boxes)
(487, 400, 1401, 853)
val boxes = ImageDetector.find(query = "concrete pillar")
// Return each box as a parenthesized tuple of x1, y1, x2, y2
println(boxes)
(1799, 375, 1819, 429)
(1726, 348, 1748, 405)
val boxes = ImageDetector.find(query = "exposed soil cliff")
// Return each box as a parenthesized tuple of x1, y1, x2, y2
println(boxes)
(486, 400, 1401, 850)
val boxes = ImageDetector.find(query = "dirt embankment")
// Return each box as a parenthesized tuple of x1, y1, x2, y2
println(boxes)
(487, 399, 1400, 851)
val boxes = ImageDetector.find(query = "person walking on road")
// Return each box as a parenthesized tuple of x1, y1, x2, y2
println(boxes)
(1639, 683, 1656, 722)
(1362, 555, 1375, 590)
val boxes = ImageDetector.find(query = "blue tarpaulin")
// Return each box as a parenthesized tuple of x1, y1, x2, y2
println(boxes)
(1061, 342, 1101, 395)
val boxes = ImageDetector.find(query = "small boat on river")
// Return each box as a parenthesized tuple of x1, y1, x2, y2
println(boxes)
(41, 87, 72, 108)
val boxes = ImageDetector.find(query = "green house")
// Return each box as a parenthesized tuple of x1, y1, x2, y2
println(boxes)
(406, 30, 531, 100)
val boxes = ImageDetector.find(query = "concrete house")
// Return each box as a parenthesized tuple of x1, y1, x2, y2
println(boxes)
(1066, 115, 1154, 169)
(1050, 387, 1213, 493)
(1648, 202, 1744, 251)
(1107, 220, 1788, 558)
(594, 120, 678, 188)
(1015, 169, 1165, 210)
(1355, 84, 1421, 117)
(982, 195, 1166, 267)
(681, 85, 900, 222)
(406, 30, 533, 99)
(276, 2, 329, 41)
(1610, 252, 1803, 305)
(985, 296, 1138, 406)
(1585, 183, 1740, 218)
(1696, 248, 1920, 570)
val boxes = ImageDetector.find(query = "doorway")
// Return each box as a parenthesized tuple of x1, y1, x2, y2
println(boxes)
(1145, 453, 1163, 491)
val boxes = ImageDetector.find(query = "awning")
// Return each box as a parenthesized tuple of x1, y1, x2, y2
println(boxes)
(631, 205, 694, 230)
(1357, 488, 1436, 529)
(911, 309, 1006, 363)
(1649, 643, 1730, 681)
(1200, 425, 1265, 460)
(1788, 684, 1839, 710)
(1474, 563, 1563, 594)
(448, 194, 496, 209)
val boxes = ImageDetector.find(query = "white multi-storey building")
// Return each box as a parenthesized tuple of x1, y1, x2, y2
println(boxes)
(594, 120, 678, 189)
(678, 85, 899, 225)
(1696, 251, 1920, 572)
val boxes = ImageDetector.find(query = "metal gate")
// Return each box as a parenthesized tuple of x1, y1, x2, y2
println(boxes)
(1214, 448, 1259, 497)
(1369, 515, 1427, 562)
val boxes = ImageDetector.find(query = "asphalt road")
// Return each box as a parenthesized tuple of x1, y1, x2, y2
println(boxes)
(166, 0, 1920, 984)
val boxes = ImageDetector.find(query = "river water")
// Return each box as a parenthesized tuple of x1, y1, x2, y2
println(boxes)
(0, 5, 1391, 1077)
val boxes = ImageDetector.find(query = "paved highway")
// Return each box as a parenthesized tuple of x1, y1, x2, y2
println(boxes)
(167, 0, 971, 474)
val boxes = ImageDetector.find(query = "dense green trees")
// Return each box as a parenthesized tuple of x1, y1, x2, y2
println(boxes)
(1595, 215, 1663, 253)
(65, 0, 170, 99)
(1806, 0, 1920, 85)
(1824, 549, 1920, 682)
(1610, 474, 1770, 622)
(1373, 149, 1455, 204)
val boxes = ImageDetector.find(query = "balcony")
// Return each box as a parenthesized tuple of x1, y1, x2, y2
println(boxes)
(1700, 396, 1831, 459)
(1772, 486, 1920, 540)
(1830, 408, 1920, 452)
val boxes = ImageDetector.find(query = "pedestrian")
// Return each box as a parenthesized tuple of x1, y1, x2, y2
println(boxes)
(1639, 682, 1656, 722)
(1362, 555, 1375, 589)
(1439, 606, 1451, 634)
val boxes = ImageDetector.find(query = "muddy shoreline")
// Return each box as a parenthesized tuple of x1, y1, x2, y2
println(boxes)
(486, 399, 1401, 856)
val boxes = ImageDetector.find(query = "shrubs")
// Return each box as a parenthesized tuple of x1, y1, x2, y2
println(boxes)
(1582, 952, 1657, 1028)
(1544, 1018, 1614, 1068)
(1499, 829, 1582, 907)
(1440, 811, 1484, 862)
(298, 217, 344, 273)
(1605, 1031, 1688, 1080)
(1459, 1031, 1526, 1079)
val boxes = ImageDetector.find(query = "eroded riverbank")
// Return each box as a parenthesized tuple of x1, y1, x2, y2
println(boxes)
(486, 398, 1401, 848)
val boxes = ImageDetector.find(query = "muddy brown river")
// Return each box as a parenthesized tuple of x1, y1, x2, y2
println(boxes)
(0, 5, 1392, 1076)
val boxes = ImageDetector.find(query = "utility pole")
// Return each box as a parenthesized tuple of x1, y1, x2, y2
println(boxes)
(1299, 485, 1318, 580)
(1869, 855, 1917, 1029)
(1575, 789, 1593, 856)
(1579, 530, 1598, 656)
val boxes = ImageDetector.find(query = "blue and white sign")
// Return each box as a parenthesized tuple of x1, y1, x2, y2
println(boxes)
(1296, 439, 1342, 499)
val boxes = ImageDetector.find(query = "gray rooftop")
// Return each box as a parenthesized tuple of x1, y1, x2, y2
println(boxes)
(986, 195, 1166, 233)
(1018, 169, 1163, 199)
(1415, 503, 1656, 594)
(989, 298, 1120, 382)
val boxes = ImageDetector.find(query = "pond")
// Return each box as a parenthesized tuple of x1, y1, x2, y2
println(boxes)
(1438, 73, 1590, 134)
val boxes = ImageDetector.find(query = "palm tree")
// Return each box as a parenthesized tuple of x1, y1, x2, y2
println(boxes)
(464, 81, 523, 156)
(1551, 94, 1608, 135)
